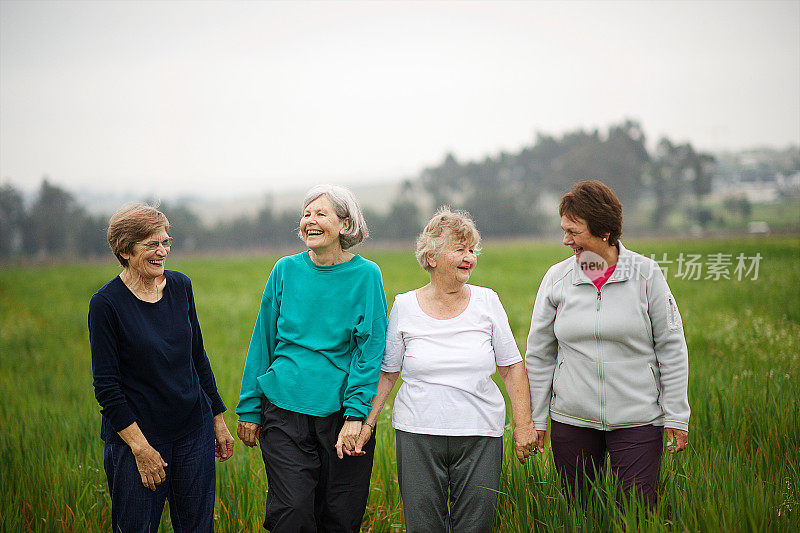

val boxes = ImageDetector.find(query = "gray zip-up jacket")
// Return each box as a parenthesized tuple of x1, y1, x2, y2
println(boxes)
(525, 242, 690, 432)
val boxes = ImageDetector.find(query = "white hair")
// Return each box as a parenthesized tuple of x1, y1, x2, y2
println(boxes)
(300, 184, 368, 249)
(415, 206, 481, 271)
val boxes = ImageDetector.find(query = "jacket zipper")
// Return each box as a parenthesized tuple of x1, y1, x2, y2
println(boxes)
(595, 289, 604, 427)
(668, 296, 677, 328)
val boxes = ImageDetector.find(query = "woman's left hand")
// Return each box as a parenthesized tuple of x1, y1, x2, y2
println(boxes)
(335, 420, 362, 459)
(213, 413, 235, 462)
(665, 427, 688, 454)
(513, 420, 537, 464)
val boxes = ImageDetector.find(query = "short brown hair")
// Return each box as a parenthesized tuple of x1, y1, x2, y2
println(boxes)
(107, 203, 169, 266)
(415, 207, 481, 271)
(559, 180, 623, 246)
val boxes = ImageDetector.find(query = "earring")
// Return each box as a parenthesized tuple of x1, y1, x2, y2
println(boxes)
(603, 237, 607, 241)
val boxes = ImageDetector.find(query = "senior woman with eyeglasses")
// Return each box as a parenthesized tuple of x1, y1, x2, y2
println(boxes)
(526, 180, 690, 510)
(88, 203, 234, 532)
(356, 207, 536, 533)
(236, 184, 387, 532)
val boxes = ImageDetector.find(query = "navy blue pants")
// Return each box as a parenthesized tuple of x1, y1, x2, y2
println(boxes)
(258, 399, 375, 533)
(550, 420, 664, 509)
(103, 413, 216, 533)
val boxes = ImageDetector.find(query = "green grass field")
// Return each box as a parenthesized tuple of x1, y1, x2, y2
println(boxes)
(1, 236, 798, 531)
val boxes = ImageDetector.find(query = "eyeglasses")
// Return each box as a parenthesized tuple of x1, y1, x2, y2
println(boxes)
(137, 237, 174, 251)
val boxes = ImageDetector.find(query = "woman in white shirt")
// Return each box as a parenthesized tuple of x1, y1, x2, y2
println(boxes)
(355, 207, 536, 533)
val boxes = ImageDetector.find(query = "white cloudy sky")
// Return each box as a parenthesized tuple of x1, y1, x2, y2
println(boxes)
(1, 0, 798, 198)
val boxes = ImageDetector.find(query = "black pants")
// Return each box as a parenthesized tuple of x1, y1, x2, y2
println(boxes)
(550, 420, 664, 509)
(258, 399, 375, 532)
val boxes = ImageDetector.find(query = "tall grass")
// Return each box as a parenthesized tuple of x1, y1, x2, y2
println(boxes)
(1, 236, 798, 531)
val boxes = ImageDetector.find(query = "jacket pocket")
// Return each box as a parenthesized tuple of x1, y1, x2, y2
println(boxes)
(551, 356, 601, 424)
(551, 359, 564, 405)
(602, 359, 662, 427)
(666, 293, 682, 331)
(649, 363, 662, 406)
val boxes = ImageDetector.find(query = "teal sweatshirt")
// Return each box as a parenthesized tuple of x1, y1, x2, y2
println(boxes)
(236, 252, 388, 424)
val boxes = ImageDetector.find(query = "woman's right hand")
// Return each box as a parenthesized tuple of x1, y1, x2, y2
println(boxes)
(237, 421, 261, 447)
(132, 444, 168, 491)
(352, 422, 374, 456)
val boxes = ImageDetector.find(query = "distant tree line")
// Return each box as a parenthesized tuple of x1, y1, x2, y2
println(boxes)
(412, 120, 718, 234)
(0, 180, 310, 259)
(1, 180, 111, 259)
(3, 119, 796, 260)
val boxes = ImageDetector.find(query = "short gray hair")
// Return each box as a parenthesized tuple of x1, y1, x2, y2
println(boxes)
(299, 184, 368, 249)
(415, 206, 481, 271)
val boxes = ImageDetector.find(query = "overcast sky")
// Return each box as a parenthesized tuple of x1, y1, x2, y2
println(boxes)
(1, 0, 798, 199)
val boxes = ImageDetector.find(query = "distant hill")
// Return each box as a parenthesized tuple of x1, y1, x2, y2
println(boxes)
(186, 179, 406, 227)
(74, 178, 406, 227)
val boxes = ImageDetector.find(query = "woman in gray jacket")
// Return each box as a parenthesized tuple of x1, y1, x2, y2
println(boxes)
(526, 180, 689, 509)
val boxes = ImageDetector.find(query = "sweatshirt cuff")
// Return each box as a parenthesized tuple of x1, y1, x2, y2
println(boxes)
(343, 401, 370, 420)
(107, 405, 138, 434)
(238, 412, 262, 425)
(208, 394, 227, 416)
(664, 419, 689, 432)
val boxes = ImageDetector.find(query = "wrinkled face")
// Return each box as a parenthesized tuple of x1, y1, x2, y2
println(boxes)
(300, 195, 349, 253)
(121, 227, 171, 280)
(429, 238, 478, 283)
(561, 215, 609, 259)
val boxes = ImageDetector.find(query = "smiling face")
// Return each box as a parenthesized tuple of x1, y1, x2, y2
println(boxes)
(560, 214, 611, 257)
(429, 237, 478, 284)
(121, 227, 171, 281)
(299, 195, 350, 254)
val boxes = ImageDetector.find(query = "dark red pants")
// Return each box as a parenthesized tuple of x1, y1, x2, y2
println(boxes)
(550, 420, 664, 509)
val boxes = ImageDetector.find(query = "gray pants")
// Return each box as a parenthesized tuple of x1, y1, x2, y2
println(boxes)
(395, 430, 502, 533)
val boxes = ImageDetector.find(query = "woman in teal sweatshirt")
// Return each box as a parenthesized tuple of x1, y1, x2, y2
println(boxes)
(236, 184, 388, 532)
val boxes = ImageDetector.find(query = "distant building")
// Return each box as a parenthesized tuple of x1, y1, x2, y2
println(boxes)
(711, 147, 800, 203)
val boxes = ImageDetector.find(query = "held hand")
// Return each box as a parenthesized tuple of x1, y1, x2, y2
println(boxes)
(665, 427, 689, 454)
(214, 414, 235, 461)
(132, 444, 168, 491)
(353, 422, 374, 456)
(533, 430, 547, 455)
(237, 421, 261, 448)
(335, 420, 362, 459)
(513, 421, 537, 464)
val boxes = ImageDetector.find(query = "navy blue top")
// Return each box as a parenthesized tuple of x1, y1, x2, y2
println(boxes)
(88, 270, 226, 445)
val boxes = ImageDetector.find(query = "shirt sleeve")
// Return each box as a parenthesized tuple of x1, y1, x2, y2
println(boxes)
(88, 293, 138, 433)
(648, 267, 691, 431)
(487, 290, 522, 367)
(381, 298, 405, 372)
(186, 277, 226, 417)
(236, 271, 281, 425)
(342, 269, 389, 419)
(525, 267, 560, 431)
